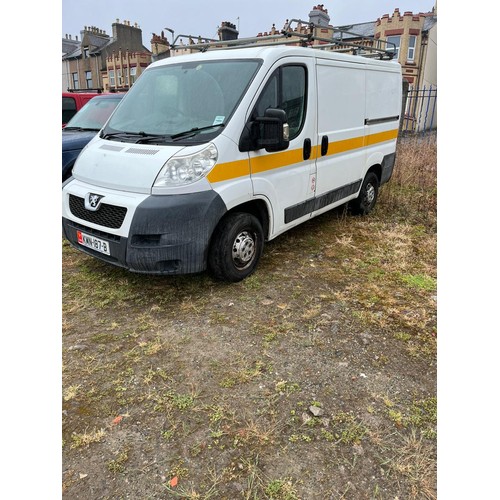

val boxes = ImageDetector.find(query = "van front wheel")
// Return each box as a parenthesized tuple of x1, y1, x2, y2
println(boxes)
(208, 212, 264, 282)
(350, 172, 379, 215)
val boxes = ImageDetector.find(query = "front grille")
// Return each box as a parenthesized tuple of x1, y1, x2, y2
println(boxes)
(69, 194, 127, 229)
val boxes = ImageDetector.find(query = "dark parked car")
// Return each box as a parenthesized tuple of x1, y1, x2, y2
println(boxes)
(62, 93, 124, 182)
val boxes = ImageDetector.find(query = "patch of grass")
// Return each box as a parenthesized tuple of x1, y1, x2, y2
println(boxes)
(63, 385, 81, 401)
(218, 359, 266, 388)
(331, 412, 368, 445)
(234, 420, 279, 448)
(384, 396, 437, 439)
(169, 391, 197, 411)
(408, 397, 437, 439)
(275, 380, 300, 396)
(107, 446, 130, 473)
(400, 273, 437, 291)
(387, 430, 437, 499)
(264, 478, 299, 500)
(70, 428, 106, 449)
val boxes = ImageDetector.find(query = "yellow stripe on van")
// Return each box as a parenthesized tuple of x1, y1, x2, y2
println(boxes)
(207, 158, 250, 184)
(328, 136, 365, 155)
(364, 129, 398, 146)
(207, 129, 398, 184)
(250, 147, 311, 174)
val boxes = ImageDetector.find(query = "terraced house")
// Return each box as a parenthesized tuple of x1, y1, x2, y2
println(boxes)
(62, 19, 152, 92)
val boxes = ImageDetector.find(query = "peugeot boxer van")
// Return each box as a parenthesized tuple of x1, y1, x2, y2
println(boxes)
(62, 44, 402, 282)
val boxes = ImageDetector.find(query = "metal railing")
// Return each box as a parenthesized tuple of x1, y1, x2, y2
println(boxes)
(401, 85, 437, 135)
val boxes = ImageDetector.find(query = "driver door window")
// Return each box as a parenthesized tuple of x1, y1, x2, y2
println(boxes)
(253, 65, 306, 140)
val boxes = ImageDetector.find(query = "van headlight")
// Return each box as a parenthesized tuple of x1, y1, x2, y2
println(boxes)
(154, 143, 218, 187)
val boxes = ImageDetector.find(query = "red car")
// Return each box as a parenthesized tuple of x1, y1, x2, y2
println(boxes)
(62, 92, 101, 127)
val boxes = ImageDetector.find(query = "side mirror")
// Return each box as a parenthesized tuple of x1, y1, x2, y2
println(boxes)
(239, 108, 290, 153)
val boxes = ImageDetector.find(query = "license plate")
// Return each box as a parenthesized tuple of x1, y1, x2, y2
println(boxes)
(76, 230, 111, 255)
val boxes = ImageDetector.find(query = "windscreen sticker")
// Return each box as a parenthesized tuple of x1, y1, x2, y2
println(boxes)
(213, 116, 225, 125)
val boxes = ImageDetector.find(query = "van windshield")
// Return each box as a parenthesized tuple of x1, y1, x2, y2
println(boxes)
(102, 59, 261, 144)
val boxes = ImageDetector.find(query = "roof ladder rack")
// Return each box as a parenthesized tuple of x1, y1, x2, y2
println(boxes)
(168, 18, 396, 60)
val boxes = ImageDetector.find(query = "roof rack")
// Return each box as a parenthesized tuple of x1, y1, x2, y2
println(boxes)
(169, 19, 396, 60)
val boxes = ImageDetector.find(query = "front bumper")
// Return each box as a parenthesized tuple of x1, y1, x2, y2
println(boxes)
(62, 190, 227, 275)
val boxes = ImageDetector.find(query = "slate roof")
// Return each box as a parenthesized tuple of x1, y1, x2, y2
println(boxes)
(423, 16, 437, 31)
(62, 38, 80, 56)
(62, 32, 111, 60)
(334, 21, 375, 40)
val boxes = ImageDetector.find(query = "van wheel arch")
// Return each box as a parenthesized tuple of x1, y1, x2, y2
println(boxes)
(350, 167, 381, 216)
(226, 199, 270, 240)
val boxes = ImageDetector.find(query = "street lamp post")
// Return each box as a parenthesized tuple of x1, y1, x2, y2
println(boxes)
(164, 27, 175, 45)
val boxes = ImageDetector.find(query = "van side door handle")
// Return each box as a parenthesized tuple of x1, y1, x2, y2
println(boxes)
(321, 135, 329, 156)
(303, 138, 311, 160)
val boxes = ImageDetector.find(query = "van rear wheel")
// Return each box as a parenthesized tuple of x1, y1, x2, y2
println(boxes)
(208, 212, 264, 282)
(350, 172, 379, 215)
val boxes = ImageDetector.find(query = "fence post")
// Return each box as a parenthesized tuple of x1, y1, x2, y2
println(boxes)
(399, 79, 410, 138)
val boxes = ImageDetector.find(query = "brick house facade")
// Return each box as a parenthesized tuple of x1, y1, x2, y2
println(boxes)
(62, 20, 151, 92)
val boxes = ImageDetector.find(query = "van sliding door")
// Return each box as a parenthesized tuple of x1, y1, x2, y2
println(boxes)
(313, 59, 367, 215)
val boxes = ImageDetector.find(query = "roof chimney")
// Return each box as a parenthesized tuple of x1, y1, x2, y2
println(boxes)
(309, 4, 330, 26)
(218, 21, 239, 41)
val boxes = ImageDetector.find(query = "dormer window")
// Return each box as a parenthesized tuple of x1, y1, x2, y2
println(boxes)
(83, 46, 89, 58)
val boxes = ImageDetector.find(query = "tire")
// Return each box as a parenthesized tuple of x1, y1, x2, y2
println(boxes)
(208, 212, 264, 282)
(350, 172, 379, 215)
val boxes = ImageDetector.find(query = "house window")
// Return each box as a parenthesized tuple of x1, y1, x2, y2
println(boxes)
(124, 67, 129, 86)
(85, 71, 93, 88)
(407, 35, 417, 61)
(387, 35, 401, 60)
(117, 69, 122, 86)
(72, 72, 79, 89)
(130, 67, 137, 85)
(109, 70, 115, 87)
(83, 46, 89, 58)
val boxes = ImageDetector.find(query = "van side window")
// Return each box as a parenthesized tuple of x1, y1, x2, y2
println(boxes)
(253, 65, 306, 140)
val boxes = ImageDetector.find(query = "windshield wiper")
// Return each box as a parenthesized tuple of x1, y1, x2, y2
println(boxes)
(134, 134, 172, 144)
(100, 131, 172, 144)
(171, 123, 225, 141)
(100, 131, 149, 140)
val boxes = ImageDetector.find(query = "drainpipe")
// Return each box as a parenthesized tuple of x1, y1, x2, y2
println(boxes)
(95, 54, 100, 89)
(76, 58, 80, 89)
(416, 30, 428, 91)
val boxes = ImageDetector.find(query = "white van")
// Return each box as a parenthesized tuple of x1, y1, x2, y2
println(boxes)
(62, 43, 402, 282)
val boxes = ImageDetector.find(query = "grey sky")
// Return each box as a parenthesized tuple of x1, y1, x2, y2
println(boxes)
(62, 0, 436, 45)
